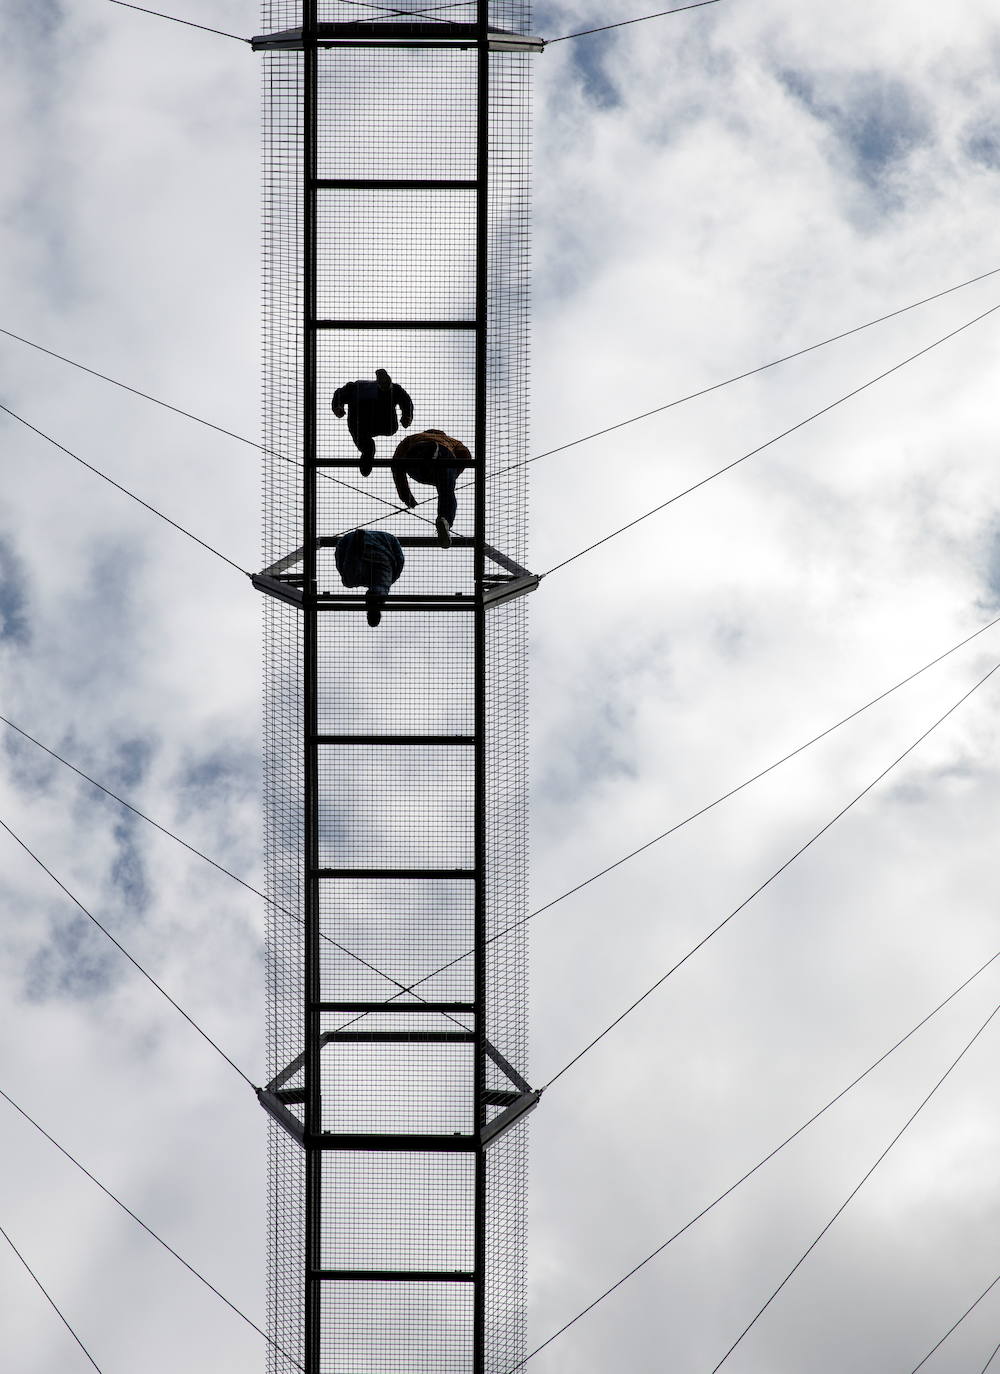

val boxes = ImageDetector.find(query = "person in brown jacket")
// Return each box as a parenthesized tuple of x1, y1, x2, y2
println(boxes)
(390, 428, 472, 548)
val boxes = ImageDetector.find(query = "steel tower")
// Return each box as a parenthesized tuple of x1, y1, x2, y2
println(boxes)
(253, 2, 540, 1369)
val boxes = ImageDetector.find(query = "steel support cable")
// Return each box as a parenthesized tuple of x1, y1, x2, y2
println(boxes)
(0, 402, 250, 578)
(336, 614, 1000, 1031)
(547, 0, 721, 44)
(0, 710, 438, 1009)
(6, 262, 999, 542)
(335, 0, 722, 31)
(0, 1085, 304, 1372)
(0, 1217, 104, 1373)
(909, 1270, 1000, 1374)
(105, 0, 248, 41)
(332, 267, 1000, 539)
(504, 945, 1000, 1372)
(106, 0, 723, 40)
(709, 1000, 1000, 1374)
(0, 816, 257, 1090)
(983, 1338, 1000, 1374)
(325, 0, 456, 23)
(541, 660, 1000, 1091)
(0, 325, 435, 529)
(544, 297, 1000, 577)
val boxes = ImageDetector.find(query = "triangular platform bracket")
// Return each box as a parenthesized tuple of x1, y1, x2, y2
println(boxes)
(251, 25, 546, 53)
(257, 1039, 540, 1148)
(254, 538, 539, 611)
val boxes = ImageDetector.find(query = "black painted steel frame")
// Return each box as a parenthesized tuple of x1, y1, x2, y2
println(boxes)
(258, 2, 537, 1370)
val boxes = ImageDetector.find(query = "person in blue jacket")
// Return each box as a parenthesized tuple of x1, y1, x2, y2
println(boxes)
(334, 528, 405, 627)
(332, 368, 414, 476)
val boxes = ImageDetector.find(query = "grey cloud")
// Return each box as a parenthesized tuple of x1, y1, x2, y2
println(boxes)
(537, 685, 639, 807)
(963, 121, 1000, 169)
(9, 0, 66, 43)
(23, 903, 121, 1003)
(978, 520, 1000, 608)
(0, 533, 30, 646)
(108, 813, 151, 917)
(779, 66, 934, 202)
(173, 740, 258, 821)
(566, 38, 623, 112)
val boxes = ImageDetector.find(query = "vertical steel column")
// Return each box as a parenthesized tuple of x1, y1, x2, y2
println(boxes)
(473, 2, 490, 1369)
(302, 3, 321, 1371)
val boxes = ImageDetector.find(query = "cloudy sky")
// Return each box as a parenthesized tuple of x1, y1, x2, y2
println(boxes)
(3, 0, 1000, 1371)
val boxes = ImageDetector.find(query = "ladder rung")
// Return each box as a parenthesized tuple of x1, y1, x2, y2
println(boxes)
(316, 1132, 476, 1152)
(321, 1031, 474, 1043)
(315, 319, 476, 331)
(315, 178, 477, 191)
(316, 868, 476, 880)
(313, 1269, 475, 1282)
(314, 734, 475, 746)
(317, 1001, 475, 1014)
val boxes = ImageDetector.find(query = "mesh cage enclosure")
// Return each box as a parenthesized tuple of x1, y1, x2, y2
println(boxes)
(261, 0, 532, 36)
(261, 7, 532, 1373)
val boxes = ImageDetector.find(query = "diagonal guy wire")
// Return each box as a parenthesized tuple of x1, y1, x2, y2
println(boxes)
(328, 613, 1000, 1032)
(0, 1085, 303, 1370)
(909, 1269, 1000, 1373)
(0, 401, 250, 577)
(0, 1217, 104, 1372)
(542, 660, 1000, 1089)
(709, 999, 1000, 1372)
(544, 298, 1000, 575)
(0, 816, 257, 1089)
(505, 946, 1000, 1371)
(547, 0, 721, 44)
(0, 713, 464, 1021)
(106, 0, 248, 41)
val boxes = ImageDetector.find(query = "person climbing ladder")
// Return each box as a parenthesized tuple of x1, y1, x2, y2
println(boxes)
(390, 428, 473, 548)
(332, 368, 414, 475)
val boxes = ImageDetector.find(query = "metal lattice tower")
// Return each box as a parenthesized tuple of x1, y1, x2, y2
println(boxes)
(253, 3, 541, 1370)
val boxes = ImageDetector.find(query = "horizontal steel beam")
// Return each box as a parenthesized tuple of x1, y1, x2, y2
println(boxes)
(314, 1132, 477, 1152)
(483, 572, 540, 609)
(315, 319, 476, 331)
(315, 178, 477, 191)
(313, 1269, 475, 1283)
(257, 1087, 305, 1143)
(252, 24, 545, 52)
(320, 1030, 475, 1044)
(314, 734, 475, 745)
(481, 1090, 542, 1147)
(252, 572, 304, 606)
(317, 1001, 476, 1014)
(316, 867, 476, 880)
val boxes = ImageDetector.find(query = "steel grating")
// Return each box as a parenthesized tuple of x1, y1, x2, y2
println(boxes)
(261, 4, 534, 1372)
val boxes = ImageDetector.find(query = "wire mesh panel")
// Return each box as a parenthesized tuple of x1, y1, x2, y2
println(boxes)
(262, 5, 533, 1372)
(320, 1284, 475, 1374)
(320, 876, 475, 1002)
(320, 1153, 476, 1270)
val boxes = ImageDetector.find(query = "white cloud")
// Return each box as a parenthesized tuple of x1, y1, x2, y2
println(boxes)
(1, 0, 1000, 1371)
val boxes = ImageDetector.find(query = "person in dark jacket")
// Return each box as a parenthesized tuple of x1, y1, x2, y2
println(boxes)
(391, 428, 472, 548)
(332, 368, 414, 476)
(334, 528, 405, 627)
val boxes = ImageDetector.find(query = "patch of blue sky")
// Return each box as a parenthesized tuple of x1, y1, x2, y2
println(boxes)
(109, 813, 152, 917)
(23, 903, 122, 1003)
(981, 521, 1000, 608)
(0, 535, 30, 647)
(566, 35, 624, 112)
(963, 121, 1000, 170)
(1, 731, 59, 799)
(778, 66, 934, 202)
(537, 693, 638, 807)
(173, 741, 258, 820)
(10, 0, 65, 44)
